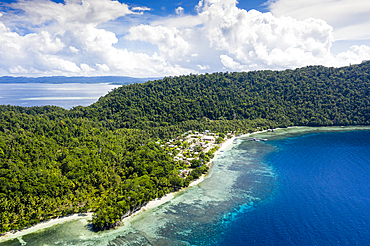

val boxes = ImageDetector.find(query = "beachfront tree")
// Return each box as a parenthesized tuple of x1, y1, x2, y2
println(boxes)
(215, 137, 224, 144)
(2, 61, 370, 233)
(190, 159, 202, 168)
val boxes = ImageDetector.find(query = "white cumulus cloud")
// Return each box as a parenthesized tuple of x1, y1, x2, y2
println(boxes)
(96, 63, 110, 72)
(200, 4, 335, 69)
(0, 0, 193, 77)
(175, 6, 185, 15)
(9, 0, 133, 26)
(0, 0, 369, 77)
(80, 63, 95, 72)
(126, 0, 369, 72)
(126, 24, 190, 59)
(142, 0, 370, 71)
(131, 6, 152, 12)
(268, 0, 370, 40)
(197, 64, 210, 70)
(220, 55, 246, 70)
(335, 45, 370, 64)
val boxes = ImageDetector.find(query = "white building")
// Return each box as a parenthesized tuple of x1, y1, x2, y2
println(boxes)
(203, 136, 215, 141)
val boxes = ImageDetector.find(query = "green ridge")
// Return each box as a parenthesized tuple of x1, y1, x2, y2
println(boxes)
(1, 62, 370, 233)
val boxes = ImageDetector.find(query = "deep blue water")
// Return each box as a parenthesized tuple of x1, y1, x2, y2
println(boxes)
(218, 130, 370, 246)
(2, 128, 370, 246)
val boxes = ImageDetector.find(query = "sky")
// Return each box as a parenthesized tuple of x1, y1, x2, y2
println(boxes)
(0, 0, 369, 78)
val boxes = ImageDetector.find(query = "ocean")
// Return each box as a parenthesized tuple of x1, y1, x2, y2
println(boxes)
(0, 83, 120, 109)
(1, 127, 370, 245)
(218, 127, 370, 246)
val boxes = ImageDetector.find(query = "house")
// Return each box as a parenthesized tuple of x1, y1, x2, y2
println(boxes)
(203, 136, 215, 141)
(179, 169, 190, 177)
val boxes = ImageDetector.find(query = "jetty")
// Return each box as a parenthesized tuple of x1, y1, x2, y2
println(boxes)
(244, 137, 268, 142)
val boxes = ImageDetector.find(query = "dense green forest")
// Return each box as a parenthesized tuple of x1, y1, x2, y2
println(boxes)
(1, 62, 370, 233)
(77, 62, 370, 131)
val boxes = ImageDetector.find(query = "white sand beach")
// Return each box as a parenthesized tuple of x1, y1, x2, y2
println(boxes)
(0, 213, 93, 242)
(122, 133, 239, 221)
(0, 131, 251, 242)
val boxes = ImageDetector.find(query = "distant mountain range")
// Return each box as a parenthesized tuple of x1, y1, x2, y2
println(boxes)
(0, 76, 161, 85)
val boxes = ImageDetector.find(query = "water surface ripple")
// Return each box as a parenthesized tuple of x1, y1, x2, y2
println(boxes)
(2, 126, 370, 245)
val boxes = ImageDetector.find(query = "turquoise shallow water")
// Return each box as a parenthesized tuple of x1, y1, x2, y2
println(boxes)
(2, 126, 370, 245)
(219, 127, 370, 245)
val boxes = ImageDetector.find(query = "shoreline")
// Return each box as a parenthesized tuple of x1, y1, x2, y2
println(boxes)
(0, 213, 93, 242)
(123, 132, 239, 214)
(3, 126, 369, 242)
(0, 132, 238, 242)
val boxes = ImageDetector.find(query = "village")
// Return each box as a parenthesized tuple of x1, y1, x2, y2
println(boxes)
(159, 130, 231, 178)
(157, 127, 273, 179)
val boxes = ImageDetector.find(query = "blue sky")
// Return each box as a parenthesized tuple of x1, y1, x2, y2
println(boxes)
(0, 0, 369, 77)
(122, 0, 269, 15)
(0, 0, 270, 14)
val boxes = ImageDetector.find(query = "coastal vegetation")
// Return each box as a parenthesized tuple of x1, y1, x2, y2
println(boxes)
(77, 61, 370, 131)
(1, 61, 370, 233)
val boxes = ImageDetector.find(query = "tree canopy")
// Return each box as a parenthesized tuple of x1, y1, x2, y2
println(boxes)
(1, 61, 370, 233)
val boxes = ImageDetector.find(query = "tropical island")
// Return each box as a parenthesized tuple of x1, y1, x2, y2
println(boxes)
(1, 61, 370, 234)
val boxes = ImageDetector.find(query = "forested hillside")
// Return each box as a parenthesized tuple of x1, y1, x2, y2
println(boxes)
(76, 62, 370, 131)
(0, 107, 194, 232)
(1, 62, 370, 233)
